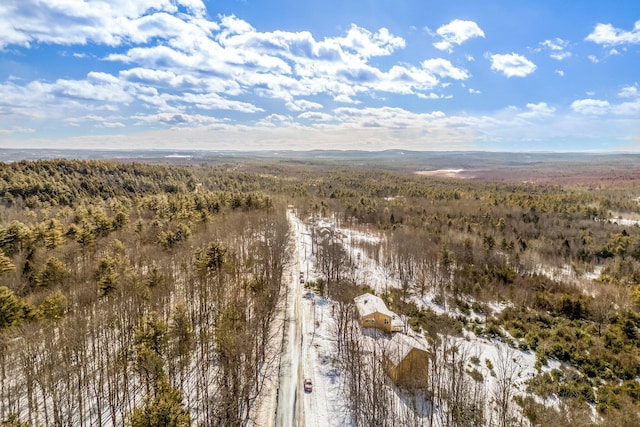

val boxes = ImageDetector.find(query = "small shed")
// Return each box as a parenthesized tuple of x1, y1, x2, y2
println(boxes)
(354, 294, 404, 333)
(383, 333, 430, 387)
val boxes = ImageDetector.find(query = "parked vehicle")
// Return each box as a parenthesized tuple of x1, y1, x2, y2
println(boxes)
(304, 377, 313, 392)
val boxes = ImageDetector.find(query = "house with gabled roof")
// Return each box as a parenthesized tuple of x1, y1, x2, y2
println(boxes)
(383, 332, 430, 387)
(354, 293, 404, 333)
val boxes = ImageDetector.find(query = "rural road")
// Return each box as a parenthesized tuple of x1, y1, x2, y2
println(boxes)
(275, 212, 305, 427)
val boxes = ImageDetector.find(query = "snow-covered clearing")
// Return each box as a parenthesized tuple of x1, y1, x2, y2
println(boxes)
(289, 211, 568, 426)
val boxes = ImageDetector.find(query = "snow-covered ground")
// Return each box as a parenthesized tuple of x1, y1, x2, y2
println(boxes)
(288, 211, 568, 426)
(293, 212, 350, 427)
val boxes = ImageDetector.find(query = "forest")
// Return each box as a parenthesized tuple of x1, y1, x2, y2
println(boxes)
(0, 156, 639, 426)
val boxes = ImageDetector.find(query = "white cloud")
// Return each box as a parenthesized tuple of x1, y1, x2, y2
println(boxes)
(433, 19, 484, 52)
(540, 38, 567, 51)
(619, 84, 639, 99)
(0, 74, 134, 123)
(490, 53, 536, 77)
(110, 14, 451, 104)
(333, 94, 360, 104)
(51, 79, 121, 102)
(180, 92, 263, 113)
(0, 126, 35, 134)
(4, 100, 640, 152)
(555, 70, 565, 77)
(63, 114, 131, 129)
(518, 102, 555, 119)
(8, 4, 639, 151)
(0, 1, 485, 138)
(613, 101, 640, 116)
(336, 25, 405, 58)
(421, 58, 469, 80)
(536, 38, 571, 60)
(98, 121, 125, 128)
(333, 106, 446, 130)
(285, 99, 324, 112)
(585, 20, 640, 46)
(257, 114, 294, 127)
(417, 92, 446, 99)
(571, 99, 611, 115)
(0, 0, 211, 49)
(588, 55, 599, 63)
(135, 112, 223, 127)
(550, 51, 571, 60)
(298, 112, 333, 121)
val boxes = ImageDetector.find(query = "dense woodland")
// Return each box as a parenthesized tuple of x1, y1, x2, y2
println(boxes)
(0, 160, 288, 426)
(1, 158, 640, 426)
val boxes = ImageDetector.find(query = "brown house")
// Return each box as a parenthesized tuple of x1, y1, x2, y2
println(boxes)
(354, 293, 404, 333)
(383, 333, 430, 387)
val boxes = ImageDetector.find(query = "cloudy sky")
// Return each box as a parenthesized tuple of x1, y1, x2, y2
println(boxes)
(0, 0, 639, 151)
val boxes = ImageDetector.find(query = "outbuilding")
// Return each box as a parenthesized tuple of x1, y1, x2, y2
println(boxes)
(383, 333, 430, 387)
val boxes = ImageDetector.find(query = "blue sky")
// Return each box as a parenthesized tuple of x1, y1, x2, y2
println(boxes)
(0, 0, 639, 151)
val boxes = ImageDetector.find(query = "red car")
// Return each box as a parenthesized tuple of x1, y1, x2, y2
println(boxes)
(303, 377, 313, 393)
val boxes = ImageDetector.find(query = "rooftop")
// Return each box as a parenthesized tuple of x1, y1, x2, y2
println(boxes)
(354, 293, 395, 318)
(385, 333, 430, 367)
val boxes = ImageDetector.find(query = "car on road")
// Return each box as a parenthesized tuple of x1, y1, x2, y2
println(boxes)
(303, 377, 313, 392)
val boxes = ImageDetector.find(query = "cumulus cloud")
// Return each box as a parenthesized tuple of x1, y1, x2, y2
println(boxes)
(0, 2, 480, 137)
(550, 51, 571, 61)
(518, 102, 555, 119)
(285, 99, 324, 112)
(298, 111, 333, 121)
(98, 121, 125, 128)
(586, 20, 640, 46)
(0, 75, 133, 121)
(571, 99, 611, 115)
(433, 19, 485, 52)
(257, 114, 295, 127)
(12, 2, 638, 151)
(619, 84, 639, 99)
(333, 106, 446, 130)
(421, 59, 469, 80)
(417, 92, 451, 100)
(0, 0, 211, 49)
(490, 53, 536, 77)
(539, 38, 567, 51)
(106, 14, 458, 105)
(64, 114, 126, 129)
(537, 38, 572, 60)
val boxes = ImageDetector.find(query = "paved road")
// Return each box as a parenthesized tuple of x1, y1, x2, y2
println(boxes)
(275, 213, 304, 427)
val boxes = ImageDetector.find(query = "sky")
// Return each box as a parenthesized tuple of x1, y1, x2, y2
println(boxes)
(0, 0, 639, 152)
